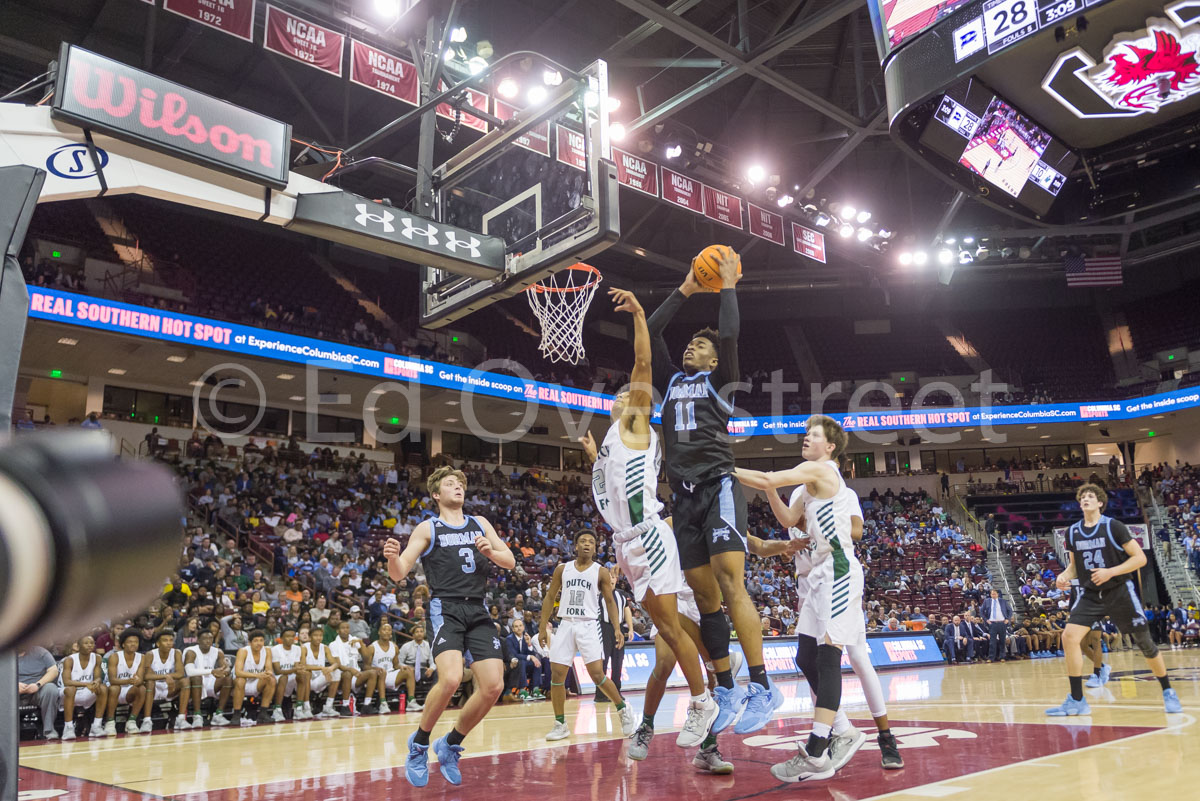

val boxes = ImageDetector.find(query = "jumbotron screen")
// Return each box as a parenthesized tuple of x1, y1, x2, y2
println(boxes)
(918, 78, 1076, 215)
(868, 0, 977, 59)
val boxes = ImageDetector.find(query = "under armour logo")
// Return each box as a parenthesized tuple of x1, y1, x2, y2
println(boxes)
(355, 203, 394, 233)
(443, 232, 481, 258)
(712, 526, 731, 542)
(400, 217, 439, 246)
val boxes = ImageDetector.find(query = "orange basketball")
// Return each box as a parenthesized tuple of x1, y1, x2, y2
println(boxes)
(692, 245, 741, 290)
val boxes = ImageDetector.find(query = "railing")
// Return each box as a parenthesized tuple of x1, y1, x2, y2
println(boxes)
(1144, 490, 1200, 609)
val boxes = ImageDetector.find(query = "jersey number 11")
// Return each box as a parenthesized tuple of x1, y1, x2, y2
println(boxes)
(674, 400, 697, 432)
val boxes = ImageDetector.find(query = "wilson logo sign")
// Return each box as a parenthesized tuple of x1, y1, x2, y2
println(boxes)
(52, 44, 290, 188)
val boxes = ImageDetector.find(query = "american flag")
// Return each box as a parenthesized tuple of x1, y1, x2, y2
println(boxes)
(1064, 253, 1123, 287)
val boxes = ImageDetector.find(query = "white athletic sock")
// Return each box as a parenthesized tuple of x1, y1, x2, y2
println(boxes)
(812, 721, 832, 739)
(692, 691, 712, 706)
(832, 710, 853, 735)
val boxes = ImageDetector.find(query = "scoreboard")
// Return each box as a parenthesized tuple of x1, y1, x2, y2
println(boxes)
(877, 0, 1200, 222)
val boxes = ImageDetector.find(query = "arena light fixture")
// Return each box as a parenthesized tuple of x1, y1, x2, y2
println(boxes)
(912, 250, 928, 266)
(841, 205, 857, 221)
(898, 251, 913, 266)
(877, 228, 893, 239)
(747, 164, 766, 184)
(443, 49, 456, 63)
(107, 368, 126, 375)
(374, 0, 402, 17)
(945, 237, 956, 245)
(166, 355, 187, 363)
(288, 395, 303, 402)
(497, 77, 520, 99)
(839, 223, 854, 238)
(665, 144, 682, 159)
(189, 380, 204, 387)
(445, 417, 459, 423)
(856, 210, 872, 224)
(856, 227, 872, 242)
(776, 194, 793, 208)
(937, 249, 954, 265)
(57, 337, 78, 346)
(542, 69, 562, 86)
(814, 212, 831, 227)
(1040, 435, 1051, 439)
(963, 236, 976, 244)
(527, 85, 548, 104)
(584, 90, 598, 107)
(609, 122, 626, 141)
(468, 56, 488, 75)
(449, 26, 468, 43)
(605, 96, 621, 113)
(277, 373, 295, 380)
(958, 250, 974, 265)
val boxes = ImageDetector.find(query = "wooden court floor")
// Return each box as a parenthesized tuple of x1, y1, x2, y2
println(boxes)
(19, 648, 1200, 801)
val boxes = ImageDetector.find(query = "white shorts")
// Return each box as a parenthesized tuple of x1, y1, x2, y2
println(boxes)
(277, 675, 297, 696)
(549, 618, 605, 665)
(199, 675, 218, 700)
(798, 561, 866, 648)
(329, 669, 343, 685)
(650, 582, 701, 638)
(242, 679, 261, 697)
(117, 685, 135, 704)
(310, 672, 330, 694)
(384, 669, 403, 691)
(64, 687, 97, 710)
(617, 519, 685, 603)
(152, 679, 175, 701)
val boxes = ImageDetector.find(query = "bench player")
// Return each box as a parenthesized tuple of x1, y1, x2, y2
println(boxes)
(271, 626, 307, 721)
(61, 635, 109, 739)
(735, 415, 869, 781)
(299, 626, 339, 719)
(362, 622, 407, 714)
(748, 445, 904, 773)
(579, 286, 718, 750)
(183, 629, 232, 727)
(143, 630, 187, 732)
(645, 247, 782, 733)
(540, 529, 638, 742)
(385, 466, 515, 787)
(102, 630, 147, 735)
(1045, 483, 1182, 715)
(231, 629, 277, 727)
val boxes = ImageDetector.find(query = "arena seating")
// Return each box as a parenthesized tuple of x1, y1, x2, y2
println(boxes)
(801, 317, 972, 383)
(1122, 284, 1200, 362)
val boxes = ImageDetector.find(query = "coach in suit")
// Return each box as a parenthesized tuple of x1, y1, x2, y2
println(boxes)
(969, 614, 991, 656)
(504, 619, 543, 694)
(944, 615, 974, 663)
(983, 590, 1012, 662)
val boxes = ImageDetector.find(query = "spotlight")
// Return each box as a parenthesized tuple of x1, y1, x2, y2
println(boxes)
(449, 26, 468, 43)
(609, 122, 626, 141)
(938, 248, 954, 265)
(776, 194, 794, 208)
(765, 186, 778, 202)
(814, 212, 831, 227)
(975, 245, 989, 259)
(747, 164, 766, 184)
(527, 85, 548, 104)
(913, 250, 928, 266)
(467, 56, 488, 75)
(497, 77, 520, 99)
(665, 144, 682, 159)
(374, 0, 402, 16)
(856, 227, 872, 242)
(959, 250, 974, 264)
(542, 69, 562, 86)
(898, 251, 914, 266)
(856, 210, 872, 224)
(443, 48, 455, 63)
(963, 235, 975, 244)
(584, 90, 598, 107)
(839, 223, 855, 238)
(605, 96, 621, 113)
(475, 40, 493, 59)
(841, 205, 857, 221)
(877, 228, 894, 239)
(945, 237, 956, 245)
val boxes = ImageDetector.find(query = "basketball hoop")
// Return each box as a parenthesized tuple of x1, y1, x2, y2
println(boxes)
(526, 263, 602, 365)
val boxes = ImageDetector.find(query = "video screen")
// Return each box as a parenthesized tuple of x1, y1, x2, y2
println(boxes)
(918, 78, 1075, 216)
(869, 0, 976, 58)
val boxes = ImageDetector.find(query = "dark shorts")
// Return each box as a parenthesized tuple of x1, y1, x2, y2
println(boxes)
(671, 474, 748, 571)
(1067, 581, 1148, 635)
(429, 598, 503, 662)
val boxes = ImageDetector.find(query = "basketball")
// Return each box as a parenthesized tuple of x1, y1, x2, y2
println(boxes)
(692, 245, 742, 290)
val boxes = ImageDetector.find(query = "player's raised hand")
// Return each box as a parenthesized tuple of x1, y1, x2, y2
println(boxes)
(680, 265, 712, 297)
(1055, 573, 1070, 591)
(383, 537, 402, 560)
(475, 533, 494, 557)
(579, 430, 598, 462)
(715, 245, 742, 288)
(608, 287, 644, 316)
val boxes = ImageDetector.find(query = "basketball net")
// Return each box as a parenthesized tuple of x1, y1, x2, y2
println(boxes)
(526, 263, 602, 365)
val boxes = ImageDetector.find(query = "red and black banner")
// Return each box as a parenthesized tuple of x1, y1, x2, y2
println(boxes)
(164, 0, 256, 42)
(436, 80, 489, 132)
(703, 184, 743, 230)
(747, 203, 786, 246)
(264, 5, 345, 77)
(792, 222, 826, 263)
(494, 100, 551, 155)
(556, 126, 587, 170)
(349, 41, 419, 105)
(661, 167, 703, 214)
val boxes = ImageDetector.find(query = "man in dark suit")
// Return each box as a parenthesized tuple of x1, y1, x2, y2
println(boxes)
(983, 589, 1013, 662)
(969, 614, 991, 656)
(944, 614, 974, 664)
(504, 619, 543, 697)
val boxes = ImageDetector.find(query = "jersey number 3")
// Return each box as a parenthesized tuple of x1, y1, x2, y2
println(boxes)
(674, 400, 697, 432)
(459, 547, 477, 573)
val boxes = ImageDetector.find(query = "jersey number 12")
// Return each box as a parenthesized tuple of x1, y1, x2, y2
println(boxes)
(674, 400, 697, 432)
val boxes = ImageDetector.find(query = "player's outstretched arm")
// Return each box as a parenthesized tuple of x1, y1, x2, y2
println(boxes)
(740, 462, 834, 493)
(646, 272, 703, 388)
(748, 535, 806, 558)
(384, 521, 430, 582)
(714, 247, 742, 392)
(476, 517, 516, 570)
(610, 288, 653, 431)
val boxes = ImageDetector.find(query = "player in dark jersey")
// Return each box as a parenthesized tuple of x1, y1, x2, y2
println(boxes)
(384, 466, 516, 787)
(645, 245, 782, 734)
(1045, 483, 1181, 716)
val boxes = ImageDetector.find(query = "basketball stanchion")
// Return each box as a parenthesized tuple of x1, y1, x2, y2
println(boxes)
(525, 263, 603, 365)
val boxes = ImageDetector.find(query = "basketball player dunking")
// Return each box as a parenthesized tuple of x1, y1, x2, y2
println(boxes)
(384, 466, 515, 787)
(540, 529, 638, 742)
(736, 415, 872, 781)
(645, 247, 783, 733)
(747, 438, 904, 773)
(1045, 483, 1182, 716)
(578, 287, 719, 754)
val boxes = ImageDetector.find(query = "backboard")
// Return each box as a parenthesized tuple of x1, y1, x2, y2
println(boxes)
(419, 58, 619, 328)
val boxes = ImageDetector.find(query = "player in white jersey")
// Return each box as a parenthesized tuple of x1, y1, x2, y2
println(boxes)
(736, 414, 859, 782)
(103, 630, 148, 736)
(231, 629, 277, 727)
(143, 630, 187, 733)
(539, 529, 637, 741)
(579, 287, 719, 754)
(361, 622, 407, 714)
(298, 628, 340, 718)
(183, 629, 233, 728)
(60, 635, 109, 739)
(271, 626, 308, 721)
(772, 483, 904, 772)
